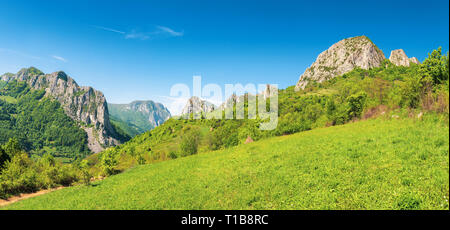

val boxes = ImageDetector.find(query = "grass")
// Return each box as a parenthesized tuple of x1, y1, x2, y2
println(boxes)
(3, 115, 449, 210)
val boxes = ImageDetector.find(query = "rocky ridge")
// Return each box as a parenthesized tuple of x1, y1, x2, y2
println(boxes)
(295, 36, 386, 90)
(1, 67, 119, 152)
(389, 49, 420, 66)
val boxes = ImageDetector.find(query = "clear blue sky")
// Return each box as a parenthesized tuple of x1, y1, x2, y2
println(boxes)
(1, 0, 448, 114)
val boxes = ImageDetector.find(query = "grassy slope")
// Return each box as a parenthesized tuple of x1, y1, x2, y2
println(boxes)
(4, 116, 449, 210)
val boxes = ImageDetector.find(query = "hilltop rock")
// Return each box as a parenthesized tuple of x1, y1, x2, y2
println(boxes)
(389, 49, 420, 66)
(295, 36, 386, 90)
(1, 67, 119, 152)
(409, 57, 420, 65)
(181, 96, 216, 115)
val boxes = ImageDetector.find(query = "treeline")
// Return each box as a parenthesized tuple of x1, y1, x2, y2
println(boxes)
(0, 80, 89, 160)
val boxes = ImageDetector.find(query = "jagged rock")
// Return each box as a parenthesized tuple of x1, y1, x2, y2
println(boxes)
(389, 49, 409, 66)
(409, 57, 420, 65)
(1, 67, 119, 152)
(389, 49, 420, 66)
(295, 35, 386, 90)
(181, 96, 216, 115)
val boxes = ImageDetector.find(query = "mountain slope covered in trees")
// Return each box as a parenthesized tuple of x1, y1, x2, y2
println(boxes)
(108, 101, 171, 137)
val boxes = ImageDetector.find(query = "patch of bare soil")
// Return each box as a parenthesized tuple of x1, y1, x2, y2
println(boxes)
(0, 187, 64, 207)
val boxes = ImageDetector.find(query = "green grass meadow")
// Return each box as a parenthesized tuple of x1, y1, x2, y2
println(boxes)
(3, 115, 449, 210)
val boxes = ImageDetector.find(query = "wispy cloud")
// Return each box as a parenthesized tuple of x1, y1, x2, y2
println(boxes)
(52, 55, 67, 62)
(156, 26, 184, 37)
(91, 25, 125, 34)
(92, 25, 183, 40)
(125, 30, 150, 40)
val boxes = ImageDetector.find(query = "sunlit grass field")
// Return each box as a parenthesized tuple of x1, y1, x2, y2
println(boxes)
(3, 115, 449, 210)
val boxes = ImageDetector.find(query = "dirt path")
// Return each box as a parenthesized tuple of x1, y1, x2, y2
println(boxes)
(0, 187, 65, 207)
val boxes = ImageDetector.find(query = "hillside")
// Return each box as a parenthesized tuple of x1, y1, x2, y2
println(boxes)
(108, 101, 171, 137)
(0, 79, 89, 161)
(3, 116, 448, 210)
(91, 47, 448, 168)
(1, 67, 127, 153)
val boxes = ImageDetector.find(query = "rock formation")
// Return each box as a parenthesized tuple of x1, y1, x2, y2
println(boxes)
(1, 67, 119, 152)
(181, 96, 216, 115)
(295, 35, 386, 90)
(389, 49, 420, 66)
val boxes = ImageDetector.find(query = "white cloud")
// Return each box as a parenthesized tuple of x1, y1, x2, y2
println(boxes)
(92, 25, 125, 34)
(156, 26, 184, 37)
(92, 25, 183, 41)
(125, 31, 150, 40)
(52, 55, 67, 62)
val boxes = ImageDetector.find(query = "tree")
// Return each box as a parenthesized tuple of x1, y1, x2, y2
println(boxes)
(347, 92, 367, 119)
(3, 138, 22, 157)
(0, 147, 10, 170)
(180, 127, 201, 156)
(419, 47, 449, 85)
(100, 150, 119, 176)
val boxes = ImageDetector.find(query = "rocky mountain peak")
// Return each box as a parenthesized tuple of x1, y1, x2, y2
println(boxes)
(389, 49, 420, 66)
(1, 67, 120, 152)
(181, 96, 216, 115)
(295, 35, 386, 90)
(109, 100, 171, 128)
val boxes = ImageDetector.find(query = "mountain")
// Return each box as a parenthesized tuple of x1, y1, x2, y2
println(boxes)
(389, 49, 420, 66)
(0, 67, 123, 153)
(180, 96, 216, 116)
(108, 101, 171, 137)
(295, 35, 386, 90)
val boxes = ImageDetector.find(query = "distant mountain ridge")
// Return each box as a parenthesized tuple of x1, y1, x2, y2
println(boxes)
(108, 100, 171, 137)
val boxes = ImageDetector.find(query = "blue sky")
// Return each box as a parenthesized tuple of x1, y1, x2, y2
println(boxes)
(0, 0, 448, 114)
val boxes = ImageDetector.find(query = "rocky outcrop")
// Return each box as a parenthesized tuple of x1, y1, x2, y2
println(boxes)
(108, 100, 171, 128)
(181, 96, 216, 115)
(1, 67, 119, 152)
(389, 49, 420, 66)
(409, 57, 420, 65)
(295, 35, 386, 90)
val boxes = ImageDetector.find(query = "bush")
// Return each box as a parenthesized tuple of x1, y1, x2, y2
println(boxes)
(100, 150, 119, 176)
(180, 127, 201, 156)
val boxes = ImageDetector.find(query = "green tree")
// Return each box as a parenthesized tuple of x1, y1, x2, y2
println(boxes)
(100, 150, 119, 176)
(419, 47, 449, 85)
(3, 138, 22, 157)
(0, 147, 10, 170)
(180, 127, 201, 156)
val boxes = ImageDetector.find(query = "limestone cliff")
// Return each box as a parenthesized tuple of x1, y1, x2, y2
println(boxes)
(295, 36, 386, 90)
(1, 67, 119, 152)
(181, 96, 216, 115)
(389, 49, 420, 66)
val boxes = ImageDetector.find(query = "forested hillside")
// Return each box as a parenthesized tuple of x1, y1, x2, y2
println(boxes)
(0, 80, 89, 161)
(108, 101, 171, 137)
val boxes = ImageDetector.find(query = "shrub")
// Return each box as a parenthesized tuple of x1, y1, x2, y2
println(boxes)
(100, 150, 119, 176)
(180, 127, 201, 156)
